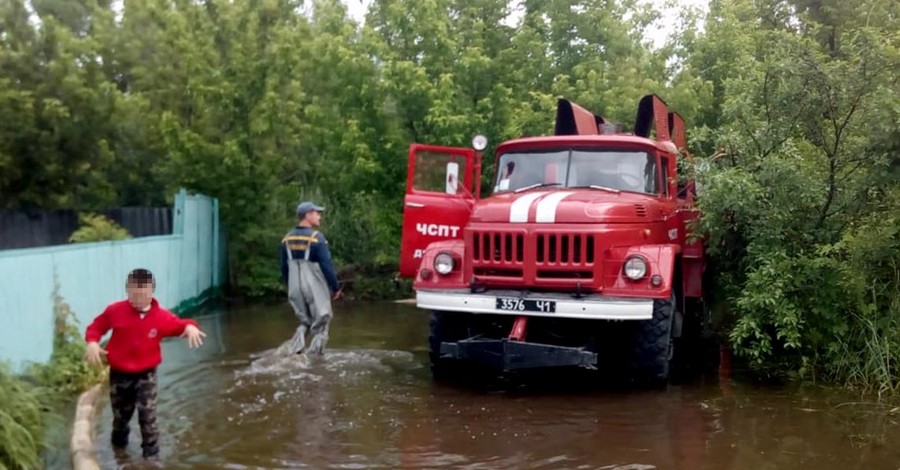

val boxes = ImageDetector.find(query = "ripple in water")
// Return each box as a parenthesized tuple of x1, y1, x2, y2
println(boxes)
(237, 348, 416, 379)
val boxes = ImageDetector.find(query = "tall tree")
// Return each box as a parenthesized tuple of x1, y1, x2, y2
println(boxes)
(0, 0, 121, 210)
(680, 0, 900, 385)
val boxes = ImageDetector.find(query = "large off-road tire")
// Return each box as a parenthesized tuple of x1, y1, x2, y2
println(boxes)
(669, 297, 714, 381)
(428, 311, 469, 379)
(631, 292, 678, 387)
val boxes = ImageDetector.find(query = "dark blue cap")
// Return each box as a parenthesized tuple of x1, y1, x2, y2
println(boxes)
(296, 201, 325, 217)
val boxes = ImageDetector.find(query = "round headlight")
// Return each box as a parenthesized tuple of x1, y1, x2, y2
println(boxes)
(434, 252, 454, 275)
(472, 134, 488, 151)
(624, 256, 648, 280)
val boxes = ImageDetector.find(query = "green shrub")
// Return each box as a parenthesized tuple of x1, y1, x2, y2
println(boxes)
(68, 212, 132, 244)
(0, 280, 106, 469)
(338, 263, 413, 301)
(28, 280, 105, 398)
(697, 147, 900, 392)
(818, 199, 900, 397)
(0, 363, 48, 470)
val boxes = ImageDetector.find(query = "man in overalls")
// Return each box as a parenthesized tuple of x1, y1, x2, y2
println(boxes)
(277, 201, 342, 356)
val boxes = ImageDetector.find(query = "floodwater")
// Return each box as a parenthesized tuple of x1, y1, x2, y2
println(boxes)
(86, 300, 900, 470)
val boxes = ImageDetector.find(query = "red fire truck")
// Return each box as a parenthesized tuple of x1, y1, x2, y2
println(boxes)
(398, 95, 707, 386)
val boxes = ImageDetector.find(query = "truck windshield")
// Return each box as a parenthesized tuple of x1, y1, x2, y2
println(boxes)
(493, 149, 659, 194)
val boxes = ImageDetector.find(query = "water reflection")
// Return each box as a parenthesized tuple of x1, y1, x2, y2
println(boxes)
(86, 300, 900, 469)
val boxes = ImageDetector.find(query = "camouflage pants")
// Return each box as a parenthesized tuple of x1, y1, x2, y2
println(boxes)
(109, 368, 159, 457)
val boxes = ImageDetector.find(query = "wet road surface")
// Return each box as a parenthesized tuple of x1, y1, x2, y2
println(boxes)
(89, 300, 900, 469)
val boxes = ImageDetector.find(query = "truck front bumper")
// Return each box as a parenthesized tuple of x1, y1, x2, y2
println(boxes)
(441, 338, 597, 371)
(416, 289, 654, 321)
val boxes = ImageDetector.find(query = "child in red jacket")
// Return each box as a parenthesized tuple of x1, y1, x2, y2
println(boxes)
(84, 268, 206, 459)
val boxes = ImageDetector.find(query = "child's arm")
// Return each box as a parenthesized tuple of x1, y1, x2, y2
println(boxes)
(159, 310, 200, 337)
(84, 307, 112, 365)
(85, 307, 112, 344)
(159, 311, 206, 348)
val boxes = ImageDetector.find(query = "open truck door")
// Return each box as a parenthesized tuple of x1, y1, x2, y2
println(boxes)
(399, 144, 477, 278)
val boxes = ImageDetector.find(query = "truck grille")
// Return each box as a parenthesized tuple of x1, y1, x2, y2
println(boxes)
(472, 231, 524, 263)
(535, 233, 596, 265)
(470, 230, 597, 281)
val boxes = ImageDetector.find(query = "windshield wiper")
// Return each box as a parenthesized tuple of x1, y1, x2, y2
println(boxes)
(513, 182, 562, 193)
(572, 185, 620, 194)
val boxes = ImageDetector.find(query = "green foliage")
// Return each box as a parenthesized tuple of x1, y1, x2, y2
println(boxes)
(0, 0, 704, 297)
(0, 285, 102, 470)
(0, 363, 47, 470)
(338, 263, 414, 301)
(27, 281, 104, 397)
(817, 193, 900, 397)
(683, 0, 900, 390)
(68, 212, 132, 244)
(0, 278, 100, 469)
(2, 0, 900, 392)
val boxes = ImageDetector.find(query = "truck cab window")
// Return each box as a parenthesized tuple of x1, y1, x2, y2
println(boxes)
(414, 151, 467, 194)
(495, 149, 659, 195)
(494, 150, 568, 192)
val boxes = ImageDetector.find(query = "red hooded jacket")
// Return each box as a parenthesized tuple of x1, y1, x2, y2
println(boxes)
(85, 298, 199, 373)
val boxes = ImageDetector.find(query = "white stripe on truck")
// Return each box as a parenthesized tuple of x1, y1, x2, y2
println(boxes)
(535, 191, 574, 223)
(509, 192, 547, 223)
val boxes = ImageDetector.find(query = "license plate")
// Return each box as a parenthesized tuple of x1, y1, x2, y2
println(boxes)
(495, 297, 556, 313)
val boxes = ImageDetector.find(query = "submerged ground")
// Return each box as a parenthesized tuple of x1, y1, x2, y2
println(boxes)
(66, 300, 900, 469)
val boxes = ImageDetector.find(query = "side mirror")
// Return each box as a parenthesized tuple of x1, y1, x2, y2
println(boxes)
(445, 162, 459, 195)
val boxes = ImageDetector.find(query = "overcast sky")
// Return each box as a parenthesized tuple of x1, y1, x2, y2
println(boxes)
(339, 0, 708, 49)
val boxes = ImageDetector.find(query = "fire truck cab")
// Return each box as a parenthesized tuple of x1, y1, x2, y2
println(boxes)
(398, 95, 707, 386)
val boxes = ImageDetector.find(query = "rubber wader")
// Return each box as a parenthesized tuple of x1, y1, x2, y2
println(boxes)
(274, 235, 334, 356)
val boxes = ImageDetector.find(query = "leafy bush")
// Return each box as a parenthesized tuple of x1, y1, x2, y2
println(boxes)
(1, 280, 106, 469)
(697, 146, 900, 390)
(817, 196, 900, 397)
(68, 213, 132, 244)
(683, 3, 899, 392)
(337, 263, 413, 300)
(0, 363, 47, 470)
(28, 283, 104, 397)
